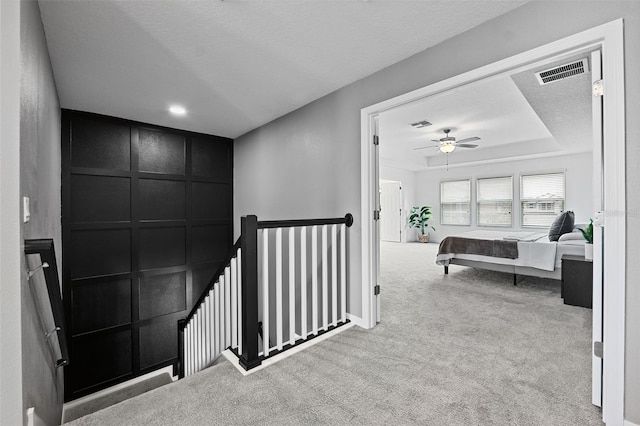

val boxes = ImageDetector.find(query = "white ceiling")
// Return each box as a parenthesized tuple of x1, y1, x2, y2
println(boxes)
(379, 54, 593, 170)
(38, 0, 527, 139)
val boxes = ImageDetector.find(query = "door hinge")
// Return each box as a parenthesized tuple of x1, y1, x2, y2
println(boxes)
(593, 79, 604, 97)
(594, 211, 605, 227)
(594, 341, 603, 358)
(374, 285, 380, 295)
(374, 210, 380, 221)
(373, 135, 379, 146)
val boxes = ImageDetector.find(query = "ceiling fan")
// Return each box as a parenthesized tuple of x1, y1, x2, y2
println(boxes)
(414, 128, 480, 153)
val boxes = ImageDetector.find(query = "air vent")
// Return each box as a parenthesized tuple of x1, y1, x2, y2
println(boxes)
(535, 58, 589, 85)
(410, 120, 432, 128)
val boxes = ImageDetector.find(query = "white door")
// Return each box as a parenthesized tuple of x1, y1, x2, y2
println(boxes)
(380, 181, 402, 242)
(590, 49, 603, 408)
(373, 118, 381, 323)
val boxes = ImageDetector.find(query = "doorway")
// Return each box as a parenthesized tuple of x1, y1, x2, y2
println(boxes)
(361, 20, 625, 424)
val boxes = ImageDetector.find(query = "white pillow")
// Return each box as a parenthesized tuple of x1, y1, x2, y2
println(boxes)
(558, 231, 585, 241)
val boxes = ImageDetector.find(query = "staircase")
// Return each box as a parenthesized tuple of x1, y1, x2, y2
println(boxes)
(178, 213, 353, 377)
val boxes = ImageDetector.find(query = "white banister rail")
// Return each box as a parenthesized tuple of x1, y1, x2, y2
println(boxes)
(179, 245, 242, 378)
(179, 214, 353, 377)
(256, 216, 352, 358)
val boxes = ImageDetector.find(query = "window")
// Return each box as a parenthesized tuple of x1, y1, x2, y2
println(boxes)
(477, 176, 513, 227)
(521, 172, 565, 227)
(440, 180, 471, 225)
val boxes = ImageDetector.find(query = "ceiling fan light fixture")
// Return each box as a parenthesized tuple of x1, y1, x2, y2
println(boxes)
(440, 143, 456, 154)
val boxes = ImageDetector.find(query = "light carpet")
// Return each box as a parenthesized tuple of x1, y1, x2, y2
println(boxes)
(67, 241, 602, 425)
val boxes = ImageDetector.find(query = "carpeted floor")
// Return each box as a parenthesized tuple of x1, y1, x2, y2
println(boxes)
(67, 241, 602, 425)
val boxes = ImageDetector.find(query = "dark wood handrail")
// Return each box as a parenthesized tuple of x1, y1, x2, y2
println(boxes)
(181, 238, 241, 327)
(258, 213, 353, 229)
(24, 239, 69, 368)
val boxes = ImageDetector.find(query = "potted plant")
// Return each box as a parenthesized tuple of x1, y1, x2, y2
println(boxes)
(579, 218, 594, 260)
(408, 206, 436, 243)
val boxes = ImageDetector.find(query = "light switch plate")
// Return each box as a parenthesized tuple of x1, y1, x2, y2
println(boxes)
(23, 196, 30, 223)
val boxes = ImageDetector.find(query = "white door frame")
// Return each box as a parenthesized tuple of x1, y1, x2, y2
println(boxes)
(360, 20, 625, 425)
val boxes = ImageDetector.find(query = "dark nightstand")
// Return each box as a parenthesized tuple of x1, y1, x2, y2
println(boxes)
(561, 254, 593, 308)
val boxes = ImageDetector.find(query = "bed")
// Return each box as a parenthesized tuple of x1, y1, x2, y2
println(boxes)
(436, 230, 586, 282)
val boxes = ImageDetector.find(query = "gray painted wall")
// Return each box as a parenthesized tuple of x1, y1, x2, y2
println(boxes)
(414, 152, 593, 243)
(19, 1, 64, 424)
(0, 1, 25, 424)
(235, 2, 640, 422)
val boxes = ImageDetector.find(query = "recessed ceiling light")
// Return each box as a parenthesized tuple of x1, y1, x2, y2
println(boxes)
(169, 105, 187, 116)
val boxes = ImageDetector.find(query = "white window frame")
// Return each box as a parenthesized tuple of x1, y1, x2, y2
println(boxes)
(520, 172, 566, 228)
(476, 176, 513, 227)
(440, 179, 471, 226)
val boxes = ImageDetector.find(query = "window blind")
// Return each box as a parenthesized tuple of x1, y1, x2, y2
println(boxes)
(477, 176, 513, 226)
(441, 180, 470, 225)
(521, 172, 565, 227)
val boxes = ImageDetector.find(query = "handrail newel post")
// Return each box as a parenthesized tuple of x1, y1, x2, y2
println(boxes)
(177, 319, 186, 378)
(239, 215, 262, 370)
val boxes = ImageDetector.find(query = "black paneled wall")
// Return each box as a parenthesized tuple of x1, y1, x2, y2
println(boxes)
(61, 111, 233, 400)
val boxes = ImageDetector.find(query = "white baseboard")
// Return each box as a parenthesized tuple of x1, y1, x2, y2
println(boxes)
(224, 321, 356, 376)
(62, 365, 175, 413)
(624, 420, 640, 426)
(346, 313, 366, 328)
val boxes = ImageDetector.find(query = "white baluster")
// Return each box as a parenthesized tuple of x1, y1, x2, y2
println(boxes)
(237, 249, 243, 357)
(196, 310, 201, 371)
(311, 225, 318, 335)
(231, 255, 238, 350)
(215, 280, 221, 358)
(224, 266, 231, 348)
(204, 296, 210, 365)
(262, 230, 270, 357)
(332, 224, 338, 327)
(322, 225, 328, 331)
(208, 288, 215, 360)
(289, 227, 296, 345)
(340, 224, 346, 322)
(300, 226, 307, 338)
(185, 323, 190, 376)
(275, 227, 283, 351)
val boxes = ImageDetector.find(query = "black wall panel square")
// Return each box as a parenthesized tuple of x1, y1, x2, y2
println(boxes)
(139, 179, 185, 220)
(191, 263, 222, 308)
(139, 320, 177, 369)
(70, 229, 131, 278)
(71, 117, 130, 170)
(71, 330, 132, 392)
(138, 129, 185, 175)
(192, 225, 230, 264)
(139, 272, 186, 320)
(71, 175, 130, 223)
(192, 182, 231, 220)
(72, 279, 131, 335)
(191, 137, 232, 178)
(139, 227, 185, 270)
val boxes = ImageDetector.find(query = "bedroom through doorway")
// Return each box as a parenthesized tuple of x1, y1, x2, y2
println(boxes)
(364, 28, 624, 422)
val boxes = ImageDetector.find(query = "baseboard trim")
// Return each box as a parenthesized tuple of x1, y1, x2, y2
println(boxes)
(224, 321, 356, 376)
(62, 365, 175, 414)
(624, 420, 640, 426)
(346, 313, 366, 328)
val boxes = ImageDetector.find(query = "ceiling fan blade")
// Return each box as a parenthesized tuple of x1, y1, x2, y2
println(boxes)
(456, 143, 478, 148)
(456, 136, 480, 144)
(413, 145, 440, 150)
(430, 139, 441, 142)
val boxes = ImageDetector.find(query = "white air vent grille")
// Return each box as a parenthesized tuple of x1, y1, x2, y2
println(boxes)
(535, 58, 589, 85)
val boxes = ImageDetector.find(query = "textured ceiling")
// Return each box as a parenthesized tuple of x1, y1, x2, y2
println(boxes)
(38, 0, 526, 138)
(378, 54, 593, 170)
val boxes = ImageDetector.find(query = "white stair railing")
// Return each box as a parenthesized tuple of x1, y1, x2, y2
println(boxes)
(257, 215, 352, 359)
(178, 214, 353, 377)
(179, 244, 242, 378)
